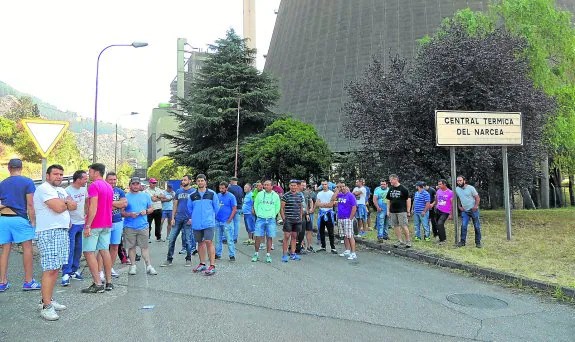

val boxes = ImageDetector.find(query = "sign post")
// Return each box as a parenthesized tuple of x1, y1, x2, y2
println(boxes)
(450, 146, 459, 244)
(436, 111, 522, 242)
(21, 119, 69, 180)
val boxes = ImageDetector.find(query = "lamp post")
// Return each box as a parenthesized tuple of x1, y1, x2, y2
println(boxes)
(93, 41, 148, 163)
(119, 137, 135, 168)
(115, 112, 139, 171)
(234, 96, 240, 178)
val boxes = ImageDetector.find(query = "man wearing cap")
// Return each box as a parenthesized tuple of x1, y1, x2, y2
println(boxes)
(145, 178, 164, 242)
(412, 181, 431, 241)
(0, 158, 40, 292)
(123, 177, 157, 276)
(226, 177, 244, 244)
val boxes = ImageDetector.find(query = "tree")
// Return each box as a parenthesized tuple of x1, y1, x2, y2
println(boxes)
(0, 117, 16, 144)
(117, 163, 135, 188)
(147, 156, 194, 181)
(4, 96, 40, 121)
(343, 24, 555, 208)
(241, 118, 332, 184)
(165, 28, 280, 180)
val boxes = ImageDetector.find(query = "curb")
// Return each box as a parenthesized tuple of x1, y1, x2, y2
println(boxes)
(355, 238, 575, 299)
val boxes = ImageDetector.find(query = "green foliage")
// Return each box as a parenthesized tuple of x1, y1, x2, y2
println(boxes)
(147, 156, 194, 181)
(241, 118, 332, 184)
(0, 117, 16, 144)
(117, 163, 135, 188)
(165, 28, 281, 178)
(3, 96, 40, 121)
(48, 131, 86, 173)
(13, 121, 41, 162)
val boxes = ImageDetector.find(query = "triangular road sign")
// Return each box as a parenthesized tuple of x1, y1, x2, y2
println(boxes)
(21, 119, 69, 158)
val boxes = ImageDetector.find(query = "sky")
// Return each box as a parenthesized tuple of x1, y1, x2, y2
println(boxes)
(0, 0, 281, 131)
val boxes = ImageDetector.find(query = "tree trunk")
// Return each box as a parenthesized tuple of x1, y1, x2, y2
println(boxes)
(520, 187, 536, 209)
(488, 181, 503, 209)
(550, 167, 564, 207)
(541, 154, 550, 209)
(569, 174, 575, 206)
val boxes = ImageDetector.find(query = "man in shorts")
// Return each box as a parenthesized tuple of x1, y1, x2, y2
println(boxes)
(161, 184, 175, 239)
(386, 174, 411, 248)
(34, 164, 76, 321)
(252, 180, 280, 263)
(334, 181, 357, 259)
(0, 158, 40, 292)
(187, 174, 219, 276)
(296, 180, 315, 254)
(352, 179, 368, 236)
(280, 180, 303, 263)
(102, 172, 127, 279)
(123, 178, 158, 276)
(82, 164, 114, 293)
(242, 183, 256, 245)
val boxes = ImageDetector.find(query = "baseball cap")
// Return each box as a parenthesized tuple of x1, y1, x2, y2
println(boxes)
(130, 177, 141, 184)
(8, 159, 22, 169)
(149, 178, 157, 183)
(415, 181, 426, 187)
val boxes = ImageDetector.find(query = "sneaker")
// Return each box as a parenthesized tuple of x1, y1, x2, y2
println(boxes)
(146, 265, 158, 275)
(148, 238, 151, 243)
(111, 268, 119, 278)
(121, 257, 130, 264)
(355, 234, 362, 238)
(339, 250, 351, 257)
(128, 265, 137, 275)
(81, 283, 105, 293)
(247, 239, 255, 245)
(193, 264, 207, 273)
(424, 237, 431, 242)
(61, 274, 70, 287)
(22, 279, 41, 291)
(252, 253, 259, 262)
(229, 256, 236, 262)
(271, 243, 274, 250)
(405, 241, 412, 248)
(40, 304, 59, 321)
(215, 255, 221, 260)
(71, 272, 84, 281)
(317, 247, 326, 252)
(259, 244, 265, 251)
(414, 236, 421, 241)
(298, 248, 307, 255)
(99, 271, 105, 282)
(1, 282, 12, 292)
(456, 241, 466, 248)
(265, 255, 272, 263)
(393, 241, 405, 248)
(38, 299, 66, 311)
(331, 249, 338, 255)
(178, 248, 186, 254)
(307, 246, 315, 253)
(135, 254, 141, 261)
(347, 253, 357, 260)
(105, 283, 114, 291)
(290, 254, 301, 261)
(243, 239, 251, 245)
(192, 250, 198, 256)
(204, 265, 216, 276)
(184, 260, 192, 267)
(160, 260, 173, 267)
(340, 240, 344, 244)
(281, 255, 289, 263)
(476, 243, 483, 248)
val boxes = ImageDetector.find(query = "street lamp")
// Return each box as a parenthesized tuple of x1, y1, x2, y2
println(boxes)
(93, 41, 148, 163)
(119, 137, 135, 168)
(115, 112, 139, 171)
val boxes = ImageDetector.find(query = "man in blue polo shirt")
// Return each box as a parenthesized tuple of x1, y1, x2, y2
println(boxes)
(412, 181, 431, 241)
(373, 180, 390, 242)
(215, 182, 237, 261)
(226, 177, 243, 244)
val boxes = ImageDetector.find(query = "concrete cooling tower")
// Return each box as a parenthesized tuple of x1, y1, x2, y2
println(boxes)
(263, 0, 575, 152)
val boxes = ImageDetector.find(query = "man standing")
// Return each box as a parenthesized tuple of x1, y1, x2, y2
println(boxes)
(296, 180, 315, 254)
(242, 183, 255, 245)
(188, 174, 219, 276)
(215, 182, 237, 261)
(456, 176, 482, 248)
(162, 175, 195, 267)
(424, 184, 438, 240)
(434, 179, 453, 245)
(145, 178, 164, 242)
(82, 163, 114, 293)
(34, 164, 76, 321)
(252, 180, 280, 263)
(352, 179, 368, 236)
(61, 170, 88, 286)
(373, 180, 390, 242)
(226, 177, 244, 244)
(386, 174, 411, 248)
(161, 184, 175, 239)
(103, 172, 127, 278)
(123, 178, 158, 275)
(315, 180, 336, 253)
(412, 182, 431, 241)
(0, 158, 40, 292)
(335, 181, 357, 260)
(280, 180, 303, 263)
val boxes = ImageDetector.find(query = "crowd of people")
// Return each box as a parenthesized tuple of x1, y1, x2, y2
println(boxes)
(0, 158, 482, 321)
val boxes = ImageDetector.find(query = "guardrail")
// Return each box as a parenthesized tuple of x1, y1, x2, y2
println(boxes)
(33, 175, 73, 187)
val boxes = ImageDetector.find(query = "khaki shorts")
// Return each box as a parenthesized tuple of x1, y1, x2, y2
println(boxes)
(123, 228, 149, 249)
(390, 212, 408, 227)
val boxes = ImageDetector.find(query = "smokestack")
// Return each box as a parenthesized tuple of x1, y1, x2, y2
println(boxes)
(243, 0, 256, 53)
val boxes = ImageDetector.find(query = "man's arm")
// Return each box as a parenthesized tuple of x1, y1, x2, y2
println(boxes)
(26, 193, 35, 226)
(350, 205, 357, 219)
(227, 206, 237, 224)
(406, 197, 411, 216)
(473, 194, 480, 211)
(274, 193, 281, 216)
(171, 198, 179, 223)
(280, 200, 286, 221)
(373, 194, 381, 212)
(84, 196, 98, 236)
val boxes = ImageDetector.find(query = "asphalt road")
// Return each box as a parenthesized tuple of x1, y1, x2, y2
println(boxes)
(1, 223, 574, 342)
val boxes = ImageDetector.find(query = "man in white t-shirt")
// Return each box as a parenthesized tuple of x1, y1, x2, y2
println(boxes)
(61, 170, 88, 286)
(352, 179, 368, 236)
(315, 180, 336, 253)
(34, 164, 77, 321)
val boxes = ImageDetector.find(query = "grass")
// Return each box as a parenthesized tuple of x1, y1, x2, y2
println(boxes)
(363, 207, 575, 289)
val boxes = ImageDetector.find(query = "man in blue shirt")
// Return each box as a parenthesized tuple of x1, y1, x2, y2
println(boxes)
(187, 174, 219, 276)
(226, 177, 244, 243)
(104, 172, 127, 279)
(373, 180, 390, 242)
(455, 175, 482, 248)
(162, 175, 195, 267)
(215, 182, 237, 261)
(411, 181, 431, 241)
(160, 184, 175, 240)
(0, 158, 40, 292)
(242, 183, 255, 245)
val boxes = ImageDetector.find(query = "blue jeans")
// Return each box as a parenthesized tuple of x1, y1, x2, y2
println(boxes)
(216, 221, 235, 257)
(413, 212, 430, 239)
(167, 219, 194, 261)
(62, 224, 83, 275)
(376, 210, 390, 239)
(461, 210, 481, 244)
(225, 211, 241, 242)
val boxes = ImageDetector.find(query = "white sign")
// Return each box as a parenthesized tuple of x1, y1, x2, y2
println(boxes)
(435, 111, 522, 146)
(21, 119, 69, 158)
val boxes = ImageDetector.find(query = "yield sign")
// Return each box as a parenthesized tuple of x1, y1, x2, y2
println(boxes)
(21, 119, 69, 158)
